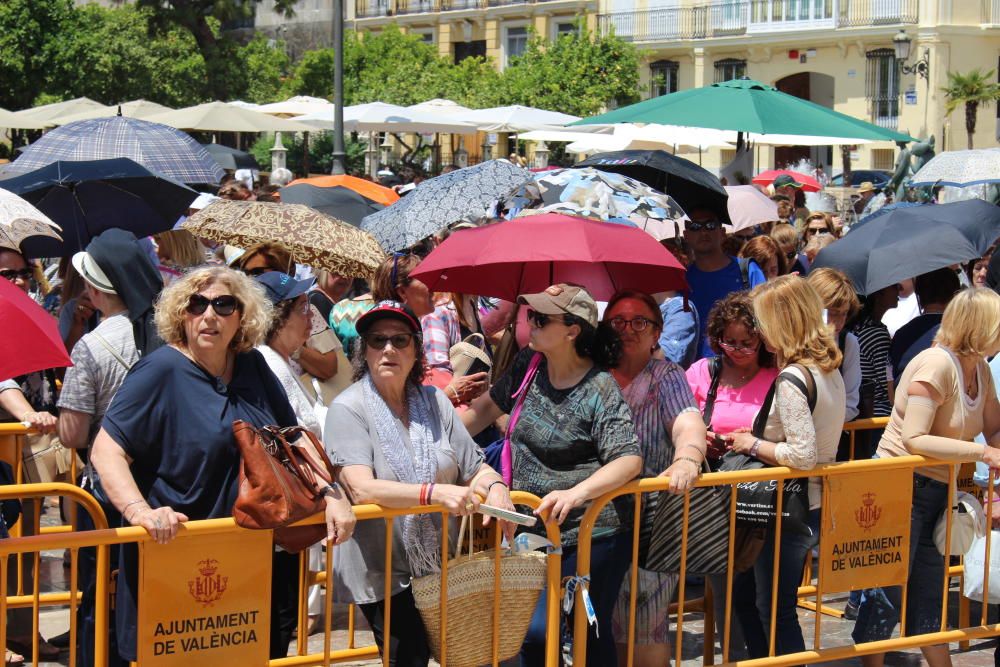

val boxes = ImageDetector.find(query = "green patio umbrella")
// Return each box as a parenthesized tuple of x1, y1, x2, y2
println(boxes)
(573, 78, 913, 144)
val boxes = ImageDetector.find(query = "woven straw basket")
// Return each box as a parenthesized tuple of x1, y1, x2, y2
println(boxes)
(411, 521, 546, 666)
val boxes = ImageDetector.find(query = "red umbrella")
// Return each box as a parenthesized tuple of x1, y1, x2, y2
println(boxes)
(751, 169, 822, 192)
(0, 277, 71, 379)
(409, 213, 687, 301)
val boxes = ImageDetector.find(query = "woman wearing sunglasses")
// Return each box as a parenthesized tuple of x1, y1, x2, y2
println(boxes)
(462, 283, 642, 666)
(90, 266, 355, 663)
(326, 301, 515, 667)
(601, 290, 706, 667)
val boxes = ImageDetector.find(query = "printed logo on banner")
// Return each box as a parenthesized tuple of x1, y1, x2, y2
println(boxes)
(854, 493, 882, 532)
(188, 559, 228, 607)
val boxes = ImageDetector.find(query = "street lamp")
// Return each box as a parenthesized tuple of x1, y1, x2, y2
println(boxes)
(893, 30, 929, 80)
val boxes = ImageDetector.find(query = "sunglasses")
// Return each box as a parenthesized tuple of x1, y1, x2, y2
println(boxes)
(186, 294, 240, 317)
(364, 333, 415, 350)
(719, 339, 759, 354)
(806, 227, 830, 236)
(608, 316, 652, 333)
(0, 268, 32, 282)
(526, 309, 567, 328)
(686, 221, 721, 232)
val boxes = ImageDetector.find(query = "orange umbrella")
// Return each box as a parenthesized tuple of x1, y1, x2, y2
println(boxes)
(285, 175, 399, 206)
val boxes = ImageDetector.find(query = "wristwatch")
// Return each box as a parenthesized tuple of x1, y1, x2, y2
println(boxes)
(321, 482, 341, 498)
(749, 438, 762, 458)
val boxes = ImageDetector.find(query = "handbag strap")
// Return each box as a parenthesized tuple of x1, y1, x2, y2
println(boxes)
(751, 363, 817, 439)
(500, 352, 543, 486)
(702, 357, 723, 428)
(91, 331, 133, 371)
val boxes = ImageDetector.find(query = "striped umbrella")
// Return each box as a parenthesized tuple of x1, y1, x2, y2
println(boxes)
(1, 116, 225, 185)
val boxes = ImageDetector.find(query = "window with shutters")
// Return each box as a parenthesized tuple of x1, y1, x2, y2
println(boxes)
(866, 48, 899, 129)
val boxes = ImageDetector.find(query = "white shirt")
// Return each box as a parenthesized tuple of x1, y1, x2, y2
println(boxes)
(882, 292, 920, 338)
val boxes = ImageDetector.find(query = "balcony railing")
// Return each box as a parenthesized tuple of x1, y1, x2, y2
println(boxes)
(356, 0, 571, 17)
(598, 0, 918, 42)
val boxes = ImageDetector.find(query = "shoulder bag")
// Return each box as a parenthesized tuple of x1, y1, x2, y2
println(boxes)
(450, 333, 493, 383)
(231, 421, 339, 553)
(483, 352, 542, 485)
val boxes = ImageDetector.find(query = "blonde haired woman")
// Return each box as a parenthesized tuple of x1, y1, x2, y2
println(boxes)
(807, 267, 862, 421)
(724, 275, 846, 660)
(853, 288, 1000, 667)
(153, 229, 205, 284)
(91, 266, 355, 663)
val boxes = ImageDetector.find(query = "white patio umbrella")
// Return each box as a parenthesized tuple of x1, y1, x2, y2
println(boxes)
(256, 95, 334, 117)
(297, 102, 477, 134)
(228, 100, 262, 110)
(12, 97, 105, 127)
(909, 148, 1000, 187)
(724, 185, 779, 232)
(407, 99, 474, 116)
(459, 105, 580, 133)
(143, 101, 314, 133)
(51, 100, 173, 125)
(0, 107, 49, 130)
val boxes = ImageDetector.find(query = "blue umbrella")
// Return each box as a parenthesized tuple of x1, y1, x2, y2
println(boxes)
(812, 199, 1000, 295)
(3, 158, 198, 257)
(851, 201, 925, 230)
(1, 116, 225, 185)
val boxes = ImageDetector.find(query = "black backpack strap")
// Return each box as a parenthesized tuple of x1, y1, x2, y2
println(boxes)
(737, 257, 751, 291)
(702, 357, 723, 428)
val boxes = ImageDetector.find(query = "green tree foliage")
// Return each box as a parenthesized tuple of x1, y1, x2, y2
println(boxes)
(942, 69, 1000, 150)
(500, 21, 641, 117)
(0, 0, 75, 109)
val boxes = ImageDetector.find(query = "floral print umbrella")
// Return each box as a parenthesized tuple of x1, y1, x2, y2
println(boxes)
(183, 200, 386, 279)
(0, 187, 62, 252)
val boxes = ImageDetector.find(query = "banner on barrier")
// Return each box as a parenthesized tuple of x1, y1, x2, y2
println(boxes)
(137, 529, 272, 666)
(820, 468, 911, 593)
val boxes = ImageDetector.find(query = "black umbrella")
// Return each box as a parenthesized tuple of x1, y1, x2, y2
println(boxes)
(2, 158, 198, 257)
(575, 149, 730, 223)
(280, 183, 386, 226)
(811, 199, 1000, 295)
(201, 143, 260, 171)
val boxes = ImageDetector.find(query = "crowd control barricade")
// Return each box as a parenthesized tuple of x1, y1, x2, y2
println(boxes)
(572, 453, 1000, 667)
(0, 487, 563, 667)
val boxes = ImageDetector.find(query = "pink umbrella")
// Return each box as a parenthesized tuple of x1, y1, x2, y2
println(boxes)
(0, 277, 71, 379)
(409, 213, 687, 301)
(751, 169, 822, 192)
(724, 185, 780, 232)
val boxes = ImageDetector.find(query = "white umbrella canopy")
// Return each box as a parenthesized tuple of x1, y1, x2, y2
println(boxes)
(0, 107, 49, 130)
(407, 99, 474, 115)
(228, 100, 262, 110)
(50, 99, 173, 125)
(724, 185, 779, 232)
(12, 97, 105, 126)
(256, 95, 334, 117)
(297, 101, 478, 134)
(561, 124, 732, 153)
(909, 148, 1000, 187)
(459, 105, 580, 133)
(143, 101, 314, 133)
(0, 187, 62, 252)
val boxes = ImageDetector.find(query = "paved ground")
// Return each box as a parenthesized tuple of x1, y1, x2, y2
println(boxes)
(11, 503, 1000, 666)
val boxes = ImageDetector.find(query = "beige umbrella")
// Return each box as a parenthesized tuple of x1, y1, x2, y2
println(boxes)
(143, 101, 314, 133)
(182, 200, 386, 279)
(256, 96, 333, 117)
(51, 100, 173, 125)
(0, 187, 62, 252)
(12, 97, 105, 126)
(0, 107, 48, 130)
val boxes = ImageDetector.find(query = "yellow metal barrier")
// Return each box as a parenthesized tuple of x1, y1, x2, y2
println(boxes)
(572, 452, 997, 667)
(0, 488, 562, 666)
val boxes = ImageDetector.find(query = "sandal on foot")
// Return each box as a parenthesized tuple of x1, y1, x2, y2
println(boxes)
(4, 649, 24, 666)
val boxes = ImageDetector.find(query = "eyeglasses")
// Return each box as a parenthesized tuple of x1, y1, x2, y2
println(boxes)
(364, 333, 415, 350)
(806, 227, 830, 236)
(526, 309, 566, 328)
(287, 297, 311, 315)
(686, 220, 721, 232)
(718, 339, 759, 354)
(0, 268, 32, 282)
(186, 294, 240, 317)
(608, 316, 653, 333)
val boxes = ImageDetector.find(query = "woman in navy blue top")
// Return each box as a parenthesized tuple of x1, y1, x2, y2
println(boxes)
(91, 266, 355, 662)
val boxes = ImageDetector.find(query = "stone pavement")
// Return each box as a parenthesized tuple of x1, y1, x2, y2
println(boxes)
(13, 502, 1000, 666)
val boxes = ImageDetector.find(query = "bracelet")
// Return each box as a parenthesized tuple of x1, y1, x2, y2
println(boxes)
(122, 498, 148, 512)
(749, 438, 762, 458)
(674, 456, 702, 470)
(419, 483, 429, 506)
(128, 507, 151, 525)
(487, 480, 508, 494)
(427, 483, 436, 505)
(20, 411, 34, 422)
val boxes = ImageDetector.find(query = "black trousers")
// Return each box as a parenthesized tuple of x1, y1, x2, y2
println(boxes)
(270, 549, 302, 659)
(359, 588, 432, 667)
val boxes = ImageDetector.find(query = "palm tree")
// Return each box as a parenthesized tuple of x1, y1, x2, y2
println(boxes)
(942, 69, 1000, 150)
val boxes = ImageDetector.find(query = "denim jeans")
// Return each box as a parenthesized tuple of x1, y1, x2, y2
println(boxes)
(734, 508, 821, 661)
(852, 473, 948, 643)
(520, 531, 633, 667)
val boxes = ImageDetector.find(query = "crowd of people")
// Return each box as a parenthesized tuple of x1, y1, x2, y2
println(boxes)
(2, 164, 1000, 667)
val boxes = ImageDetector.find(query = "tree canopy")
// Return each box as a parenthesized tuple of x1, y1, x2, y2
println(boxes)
(942, 69, 1000, 150)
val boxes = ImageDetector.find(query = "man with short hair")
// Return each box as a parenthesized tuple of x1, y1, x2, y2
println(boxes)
(683, 209, 766, 359)
(772, 173, 803, 202)
(889, 268, 961, 381)
(853, 181, 877, 215)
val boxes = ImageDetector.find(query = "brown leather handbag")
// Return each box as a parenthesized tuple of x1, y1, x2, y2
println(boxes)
(231, 421, 338, 553)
